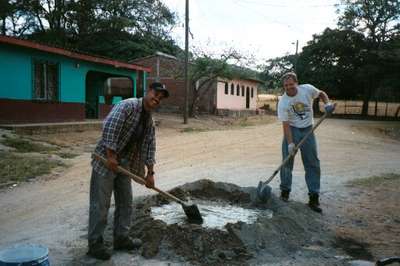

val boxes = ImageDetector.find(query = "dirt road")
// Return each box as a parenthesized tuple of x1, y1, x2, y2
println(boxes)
(0, 117, 399, 265)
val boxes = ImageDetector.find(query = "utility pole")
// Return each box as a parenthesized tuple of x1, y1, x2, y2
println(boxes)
(183, 0, 189, 124)
(294, 40, 299, 72)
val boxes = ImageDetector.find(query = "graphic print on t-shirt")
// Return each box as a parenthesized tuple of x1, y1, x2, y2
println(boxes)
(291, 102, 311, 120)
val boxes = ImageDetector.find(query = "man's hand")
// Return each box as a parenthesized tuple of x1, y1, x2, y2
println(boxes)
(145, 172, 155, 188)
(106, 149, 119, 173)
(288, 143, 296, 156)
(324, 102, 336, 114)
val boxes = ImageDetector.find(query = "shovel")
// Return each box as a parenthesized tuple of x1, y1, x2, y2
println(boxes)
(257, 111, 330, 202)
(93, 153, 203, 224)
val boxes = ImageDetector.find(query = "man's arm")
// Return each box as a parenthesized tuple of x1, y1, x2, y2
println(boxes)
(318, 90, 330, 104)
(282, 121, 296, 155)
(318, 90, 336, 113)
(278, 100, 295, 155)
(145, 123, 156, 188)
(105, 148, 118, 172)
(102, 101, 129, 172)
(282, 121, 293, 144)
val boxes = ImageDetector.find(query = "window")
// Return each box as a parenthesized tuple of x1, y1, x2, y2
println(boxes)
(236, 84, 240, 96)
(33, 60, 59, 101)
(251, 87, 254, 98)
(230, 83, 234, 95)
(224, 82, 229, 94)
(241, 86, 245, 97)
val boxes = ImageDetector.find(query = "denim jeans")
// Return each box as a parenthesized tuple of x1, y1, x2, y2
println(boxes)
(280, 125, 321, 194)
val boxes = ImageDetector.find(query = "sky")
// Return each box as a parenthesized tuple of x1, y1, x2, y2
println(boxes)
(162, 0, 340, 67)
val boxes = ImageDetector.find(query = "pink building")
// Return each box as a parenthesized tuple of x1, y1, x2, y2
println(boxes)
(216, 78, 259, 111)
(197, 77, 262, 116)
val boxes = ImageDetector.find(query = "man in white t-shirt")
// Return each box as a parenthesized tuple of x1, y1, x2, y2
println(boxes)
(277, 72, 335, 213)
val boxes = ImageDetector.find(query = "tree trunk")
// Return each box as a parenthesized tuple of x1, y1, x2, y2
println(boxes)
(395, 106, 400, 118)
(361, 85, 371, 116)
(1, 17, 6, 35)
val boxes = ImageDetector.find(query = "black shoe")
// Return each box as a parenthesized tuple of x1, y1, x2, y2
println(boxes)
(114, 236, 142, 251)
(280, 190, 290, 202)
(308, 193, 322, 213)
(87, 243, 112, 260)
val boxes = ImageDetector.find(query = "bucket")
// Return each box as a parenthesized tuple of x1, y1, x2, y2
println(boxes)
(0, 244, 49, 266)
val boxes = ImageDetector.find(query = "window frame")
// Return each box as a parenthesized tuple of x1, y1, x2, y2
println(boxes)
(32, 59, 60, 102)
(230, 83, 234, 95)
(224, 82, 229, 95)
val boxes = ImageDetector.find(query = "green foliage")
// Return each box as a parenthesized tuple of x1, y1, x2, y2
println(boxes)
(347, 173, 400, 187)
(1, 136, 60, 153)
(258, 0, 400, 113)
(0, 152, 63, 183)
(297, 28, 367, 99)
(258, 55, 296, 92)
(337, 0, 400, 45)
(2, 0, 180, 60)
(336, 0, 400, 114)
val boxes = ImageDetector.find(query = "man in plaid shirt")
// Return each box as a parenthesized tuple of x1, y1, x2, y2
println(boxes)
(88, 82, 169, 260)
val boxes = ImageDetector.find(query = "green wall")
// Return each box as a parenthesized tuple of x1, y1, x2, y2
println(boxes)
(0, 44, 138, 103)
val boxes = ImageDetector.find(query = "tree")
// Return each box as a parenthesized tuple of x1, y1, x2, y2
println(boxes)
(297, 28, 367, 99)
(3, 0, 180, 60)
(258, 54, 296, 93)
(179, 48, 256, 117)
(337, 0, 400, 115)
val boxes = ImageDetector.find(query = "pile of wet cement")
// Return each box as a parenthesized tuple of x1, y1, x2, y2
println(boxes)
(128, 179, 340, 265)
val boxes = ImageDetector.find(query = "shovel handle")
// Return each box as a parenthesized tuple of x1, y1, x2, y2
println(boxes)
(93, 153, 186, 205)
(263, 111, 330, 185)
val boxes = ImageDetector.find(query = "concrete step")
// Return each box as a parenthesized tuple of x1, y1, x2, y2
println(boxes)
(0, 120, 103, 135)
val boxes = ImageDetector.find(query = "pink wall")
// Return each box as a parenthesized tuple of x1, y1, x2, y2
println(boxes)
(216, 78, 258, 110)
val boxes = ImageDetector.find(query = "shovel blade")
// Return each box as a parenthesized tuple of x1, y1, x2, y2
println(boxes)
(257, 181, 272, 202)
(182, 203, 203, 224)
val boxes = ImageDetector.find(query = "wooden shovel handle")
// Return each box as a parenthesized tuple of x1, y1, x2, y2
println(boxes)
(93, 153, 186, 205)
(263, 111, 329, 185)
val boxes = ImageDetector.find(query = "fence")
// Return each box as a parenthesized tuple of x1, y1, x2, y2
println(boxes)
(320, 100, 400, 118)
(257, 95, 400, 119)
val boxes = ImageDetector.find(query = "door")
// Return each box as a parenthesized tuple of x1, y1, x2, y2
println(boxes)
(246, 86, 250, 109)
(85, 73, 99, 119)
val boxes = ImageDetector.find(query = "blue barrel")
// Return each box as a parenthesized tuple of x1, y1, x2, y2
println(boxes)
(0, 244, 49, 266)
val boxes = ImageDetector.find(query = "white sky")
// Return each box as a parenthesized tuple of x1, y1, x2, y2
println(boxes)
(162, 0, 340, 67)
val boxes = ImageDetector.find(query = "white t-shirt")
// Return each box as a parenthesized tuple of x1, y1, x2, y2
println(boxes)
(277, 84, 320, 128)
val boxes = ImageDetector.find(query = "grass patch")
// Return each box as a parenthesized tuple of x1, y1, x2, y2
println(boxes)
(236, 118, 254, 127)
(348, 173, 400, 187)
(55, 152, 79, 159)
(1, 136, 59, 153)
(181, 127, 209, 133)
(0, 152, 64, 183)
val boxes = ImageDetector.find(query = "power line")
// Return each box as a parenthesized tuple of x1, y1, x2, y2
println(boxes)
(237, 0, 344, 8)
(231, 0, 306, 33)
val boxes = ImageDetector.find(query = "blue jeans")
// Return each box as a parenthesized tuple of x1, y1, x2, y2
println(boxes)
(280, 126, 321, 194)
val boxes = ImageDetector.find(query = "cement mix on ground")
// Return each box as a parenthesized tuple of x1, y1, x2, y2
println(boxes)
(128, 179, 347, 265)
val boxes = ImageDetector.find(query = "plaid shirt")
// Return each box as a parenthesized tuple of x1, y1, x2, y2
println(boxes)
(91, 98, 156, 177)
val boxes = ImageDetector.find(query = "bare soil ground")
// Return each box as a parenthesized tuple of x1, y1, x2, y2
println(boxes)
(0, 114, 399, 265)
(333, 174, 400, 261)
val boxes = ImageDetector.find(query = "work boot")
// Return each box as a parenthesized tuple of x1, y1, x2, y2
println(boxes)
(114, 236, 142, 251)
(308, 193, 322, 213)
(280, 190, 290, 202)
(87, 242, 112, 260)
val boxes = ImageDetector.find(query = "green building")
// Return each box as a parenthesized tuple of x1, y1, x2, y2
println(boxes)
(0, 35, 150, 124)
